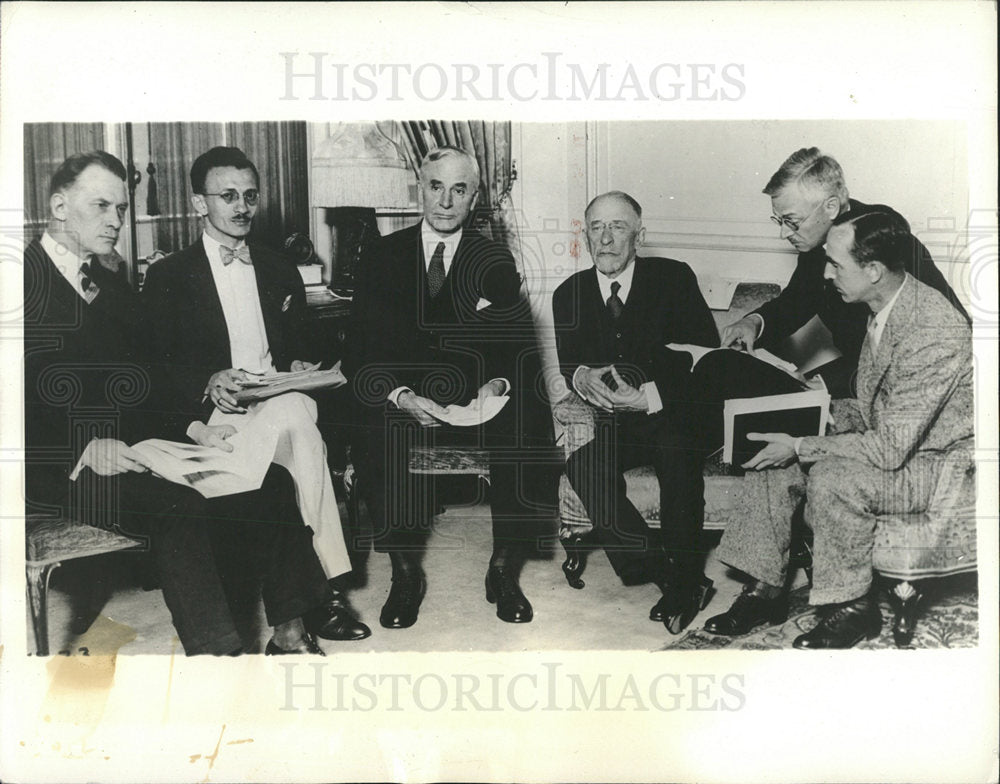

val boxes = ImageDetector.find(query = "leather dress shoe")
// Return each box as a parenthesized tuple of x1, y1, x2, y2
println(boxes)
(485, 565, 533, 623)
(655, 575, 715, 635)
(379, 573, 426, 629)
(264, 633, 326, 656)
(303, 588, 371, 641)
(793, 596, 882, 649)
(703, 587, 789, 636)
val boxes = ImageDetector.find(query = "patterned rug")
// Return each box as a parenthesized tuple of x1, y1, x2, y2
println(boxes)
(667, 572, 979, 651)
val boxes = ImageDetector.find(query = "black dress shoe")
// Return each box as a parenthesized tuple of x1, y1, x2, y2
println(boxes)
(656, 575, 715, 635)
(303, 588, 372, 641)
(379, 573, 426, 629)
(792, 596, 882, 649)
(264, 633, 326, 656)
(703, 587, 789, 636)
(485, 565, 533, 623)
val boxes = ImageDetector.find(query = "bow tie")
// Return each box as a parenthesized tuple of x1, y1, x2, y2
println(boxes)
(220, 245, 252, 266)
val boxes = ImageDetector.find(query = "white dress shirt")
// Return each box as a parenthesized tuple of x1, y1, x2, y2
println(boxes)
(202, 233, 275, 375)
(41, 232, 100, 304)
(572, 261, 663, 414)
(867, 274, 907, 353)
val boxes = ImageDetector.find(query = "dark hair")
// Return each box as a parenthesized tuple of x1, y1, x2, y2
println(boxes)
(585, 190, 643, 222)
(763, 146, 848, 202)
(49, 151, 127, 197)
(189, 146, 260, 193)
(834, 209, 911, 273)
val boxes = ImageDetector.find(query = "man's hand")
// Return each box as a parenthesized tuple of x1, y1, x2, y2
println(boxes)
(188, 422, 238, 452)
(205, 368, 253, 413)
(289, 359, 321, 372)
(79, 438, 150, 476)
(397, 390, 447, 427)
(741, 432, 797, 470)
(605, 367, 649, 412)
(474, 379, 507, 408)
(574, 365, 617, 411)
(720, 315, 762, 352)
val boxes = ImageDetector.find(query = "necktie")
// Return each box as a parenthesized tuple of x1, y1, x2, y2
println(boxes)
(866, 313, 880, 352)
(607, 280, 624, 320)
(79, 261, 100, 299)
(220, 245, 252, 266)
(427, 241, 446, 298)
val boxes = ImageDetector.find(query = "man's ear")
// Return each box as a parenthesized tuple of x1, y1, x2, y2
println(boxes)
(49, 191, 66, 221)
(191, 193, 207, 217)
(636, 225, 646, 247)
(865, 260, 886, 284)
(469, 187, 481, 213)
(822, 195, 842, 218)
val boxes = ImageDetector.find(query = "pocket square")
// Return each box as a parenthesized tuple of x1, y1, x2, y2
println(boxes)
(475, 297, 492, 312)
(281, 294, 293, 312)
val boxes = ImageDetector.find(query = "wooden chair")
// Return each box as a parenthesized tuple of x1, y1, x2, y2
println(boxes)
(25, 514, 144, 656)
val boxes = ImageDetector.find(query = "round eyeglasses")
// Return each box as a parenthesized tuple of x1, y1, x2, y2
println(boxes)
(202, 188, 260, 206)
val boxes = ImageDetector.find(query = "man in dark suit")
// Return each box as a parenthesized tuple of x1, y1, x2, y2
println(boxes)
(720, 147, 967, 398)
(24, 151, 331, 656)
(345, 146, 555, 628)
(142, 146, 368, 645)
(552, 191, 721, 634)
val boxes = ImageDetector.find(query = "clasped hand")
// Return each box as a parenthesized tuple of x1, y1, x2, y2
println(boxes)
(398, 380, 505, 427)
(576, 366, 647, 413)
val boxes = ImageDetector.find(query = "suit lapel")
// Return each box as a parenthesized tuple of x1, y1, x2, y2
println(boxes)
(250, 244, 283, 357)
(188, 242, 233, 365)
(860, 275, 914, 420)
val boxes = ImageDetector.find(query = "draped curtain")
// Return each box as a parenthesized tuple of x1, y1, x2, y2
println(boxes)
(23, 123, 106, 239)
(398, 121, 521, 275)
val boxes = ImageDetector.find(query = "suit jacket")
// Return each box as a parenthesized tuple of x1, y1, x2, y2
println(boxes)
(346, 222, 535, 414)
(552, 257, 720, 410)
(23, 239, 155, 508)
(753, 199, 968, 369)
(799, 274, 973, 475)
(142, 238, 309, 425)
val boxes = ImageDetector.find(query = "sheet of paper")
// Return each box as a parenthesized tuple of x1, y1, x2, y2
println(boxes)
(431, 394, 510, 427)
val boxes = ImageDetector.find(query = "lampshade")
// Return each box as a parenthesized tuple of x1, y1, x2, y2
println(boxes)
(311, 122, 411, 208)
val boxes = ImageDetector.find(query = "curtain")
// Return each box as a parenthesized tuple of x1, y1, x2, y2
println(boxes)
(23, 123, 106, 240)
(146, 123, 223, 253)
(398, 121, 522, 275)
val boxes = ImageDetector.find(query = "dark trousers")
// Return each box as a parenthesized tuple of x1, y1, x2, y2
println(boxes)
(566, 410, 711, 585)
(354, 404, 559, 559)
(77, 466, 328, 655)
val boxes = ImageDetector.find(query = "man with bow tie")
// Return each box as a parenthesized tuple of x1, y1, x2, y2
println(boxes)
(142, 146, 369, 649)
(704, 210, 974, 648)
(345, 146, 556, 629)
(23, 151, 346, 656)
(552, 191, 722, 635)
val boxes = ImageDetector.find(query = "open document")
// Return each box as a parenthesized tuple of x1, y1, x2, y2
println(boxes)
(130, 411, 280, 498)
(234, 362, 347, 403)
(429, 394, 510, 427)
(666, 343, 802, 380)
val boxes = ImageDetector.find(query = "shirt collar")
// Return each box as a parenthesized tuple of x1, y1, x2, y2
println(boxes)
(594, 257, 637, 304)
(41, 231, 95, 301)
(421, 221, 463, 271)
(871, 274, 907, 332)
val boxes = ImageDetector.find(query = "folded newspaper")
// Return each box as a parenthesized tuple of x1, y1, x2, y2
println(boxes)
(429, 394, 510, 427)
(234, 362, 347, 403)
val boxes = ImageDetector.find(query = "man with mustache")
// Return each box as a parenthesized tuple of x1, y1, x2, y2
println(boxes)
(23, 151, 335, 655)
(720, 147, 966, 399)
(346, 146, 555, 629)
(552, 190, 721, 634)
(704, 210, 974, 648)
(142, 146, 368, 649)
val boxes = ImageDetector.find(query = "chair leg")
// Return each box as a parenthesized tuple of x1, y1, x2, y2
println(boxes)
(560, 533, 590, 589)
(888, 580, 922, 648)
(26, 562, 58, 656)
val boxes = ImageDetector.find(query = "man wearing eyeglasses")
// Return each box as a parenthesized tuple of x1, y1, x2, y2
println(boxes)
(720, 147, 966, 398)
(143, 146, 369, 652)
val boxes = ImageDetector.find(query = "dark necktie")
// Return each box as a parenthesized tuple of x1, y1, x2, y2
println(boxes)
(607, 280, 624, 320)
(79, 261, 100, 298)
(427, 241, 446, 298)
(220, 245, 252, 265)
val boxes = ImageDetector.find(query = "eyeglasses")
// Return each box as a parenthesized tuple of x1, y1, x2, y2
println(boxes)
(770, 198, 827, 233)
(201, 188, 260, 206)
